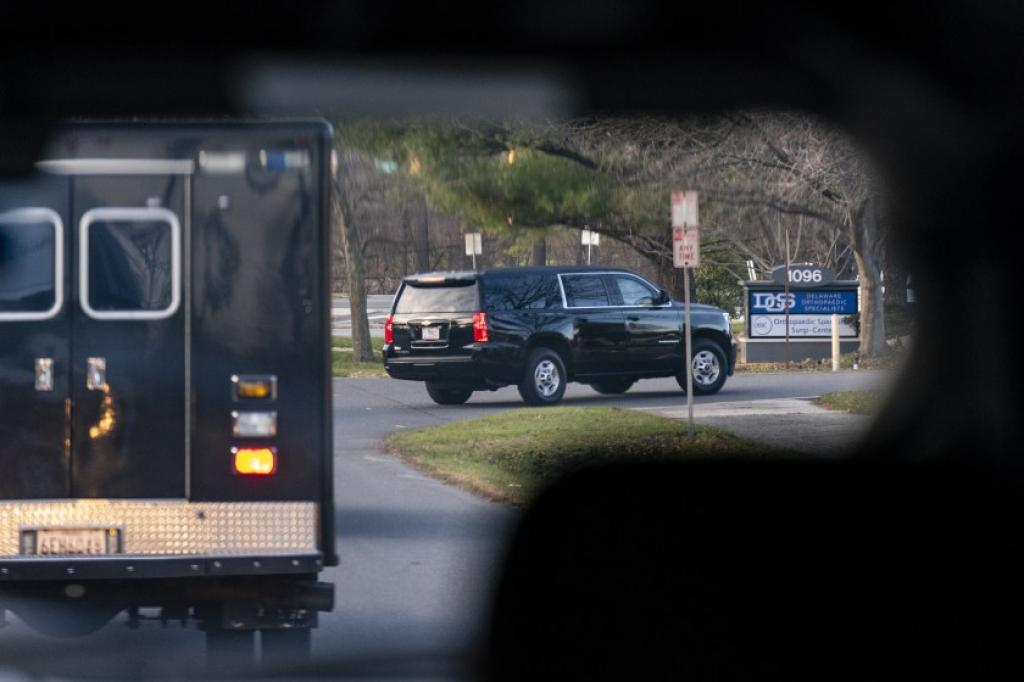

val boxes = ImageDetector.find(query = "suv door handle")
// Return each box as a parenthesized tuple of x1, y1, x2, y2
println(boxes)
(626, 314, 640, 321)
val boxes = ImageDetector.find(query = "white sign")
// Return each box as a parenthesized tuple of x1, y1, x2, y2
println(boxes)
(749, 314, 857, 338)
(464, 233, 482, 256)
(581, 229, 600, 246)
(671, 190, 699, 228)
(673, 228, 700, 268)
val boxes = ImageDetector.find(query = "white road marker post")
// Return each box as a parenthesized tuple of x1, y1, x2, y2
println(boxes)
(465, 232, 482, 270)
(831, 313, 840, 372)
(682, 264, 694, 436)
(672, 190, 699, 438)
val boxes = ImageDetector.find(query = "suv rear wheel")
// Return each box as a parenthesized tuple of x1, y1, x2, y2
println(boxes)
(518, 348, 567, 406)
(425, 383, 473, 405)
(591, 378, 635, 395)
(676, 339, 727, 395)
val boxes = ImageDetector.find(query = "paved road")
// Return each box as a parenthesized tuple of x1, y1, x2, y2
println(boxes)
(332, 295, 392, 337)
(0, 370, 889, 680)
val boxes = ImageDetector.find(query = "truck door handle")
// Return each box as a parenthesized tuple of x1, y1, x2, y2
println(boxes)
(35, 358, 54, 391)
(87, 357, 107, 391)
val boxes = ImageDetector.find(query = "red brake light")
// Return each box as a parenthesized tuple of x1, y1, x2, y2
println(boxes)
(473, 311, 489, 342)
(384, 313, 394, 344)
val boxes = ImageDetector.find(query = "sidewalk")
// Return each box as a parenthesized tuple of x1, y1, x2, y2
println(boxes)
(640, 397, 872, 457)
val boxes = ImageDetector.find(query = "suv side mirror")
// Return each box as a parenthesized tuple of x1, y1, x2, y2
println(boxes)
(655, 289, 671, 305)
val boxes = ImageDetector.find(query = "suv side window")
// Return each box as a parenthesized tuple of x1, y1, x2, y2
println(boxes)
(484, 273, 560, 311)
(612, 275, 657, 306)
(562, 274, 611, 308)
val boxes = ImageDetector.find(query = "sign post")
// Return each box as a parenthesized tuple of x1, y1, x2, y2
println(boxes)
(831, 313, 841, 372)
(464, 232, 482, 269)
(581, 228, 600, 265)
(671, 190, 699, 437)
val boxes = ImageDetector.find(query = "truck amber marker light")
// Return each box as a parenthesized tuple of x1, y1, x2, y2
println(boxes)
(231, 374, 277, 400)
(232, 447, 277, 475)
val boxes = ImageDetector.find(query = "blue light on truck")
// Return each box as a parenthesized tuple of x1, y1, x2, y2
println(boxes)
(259, 149, 310, 171)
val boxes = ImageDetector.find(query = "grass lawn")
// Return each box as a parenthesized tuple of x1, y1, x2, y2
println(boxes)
(385, 407, 789, 505)
(332, 336, 387, 377)
(813, 390, 880, 416)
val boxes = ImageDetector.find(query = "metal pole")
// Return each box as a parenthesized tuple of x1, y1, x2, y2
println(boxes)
(587, 238, 592, 265)
(831, 313, 840, 372)
(683, 265, 695, 437)
(784, 228, 791, 368)
(471, 252, 476, 270)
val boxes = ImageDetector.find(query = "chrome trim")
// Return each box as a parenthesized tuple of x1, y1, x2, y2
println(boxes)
(0, 208, 65, 322)
(557, 271, 672, 309)
(37, 158, 195, 175)
(557, 275, 569, 308)
(79, 207, 182, 321)
(658, 339, 680, 344)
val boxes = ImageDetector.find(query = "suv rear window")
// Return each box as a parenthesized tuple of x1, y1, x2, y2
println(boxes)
(395, 281, 479, 314)
(483, 274, 560, 311)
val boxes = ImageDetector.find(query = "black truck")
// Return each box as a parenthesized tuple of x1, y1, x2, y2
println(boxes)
(0, 122, 335, 653)
(383, 267, 737, 405)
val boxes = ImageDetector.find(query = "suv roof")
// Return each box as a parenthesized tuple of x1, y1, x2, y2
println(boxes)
(402, 266, 636, 284)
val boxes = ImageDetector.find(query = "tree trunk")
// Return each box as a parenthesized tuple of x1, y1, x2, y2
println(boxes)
(531, 237, 547, 266)
(849, 200, 887, 356)
(332, 161, 374, 363)
(408, 194, 430, 274)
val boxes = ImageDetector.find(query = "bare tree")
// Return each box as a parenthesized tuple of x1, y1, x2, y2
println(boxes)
(332, 149, 374, 363)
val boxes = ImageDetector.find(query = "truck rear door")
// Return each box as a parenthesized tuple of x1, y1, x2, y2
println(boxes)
(0, 179, 72, 499)
(1, 169, 188, 501)
(70, 173, 187, 498)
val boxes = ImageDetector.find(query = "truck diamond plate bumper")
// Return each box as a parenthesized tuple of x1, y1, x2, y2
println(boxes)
(0, 500, 318, 558)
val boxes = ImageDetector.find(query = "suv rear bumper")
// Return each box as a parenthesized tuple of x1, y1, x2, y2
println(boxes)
(382, 344, 517, 387)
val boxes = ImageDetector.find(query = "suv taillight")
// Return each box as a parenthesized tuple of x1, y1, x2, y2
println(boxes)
(384, 313, 394, 344)
(473, 311, 489, 342)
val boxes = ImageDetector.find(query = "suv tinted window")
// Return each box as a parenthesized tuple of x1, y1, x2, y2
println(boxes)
(395, 282, 479, 313)
(613, 275, 657, 306)
(562, 274, 610, 307)
(483, 274, 560, 311)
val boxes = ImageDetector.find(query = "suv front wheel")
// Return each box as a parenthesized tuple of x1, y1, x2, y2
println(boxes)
(518, 348, 567, 406)
(676, 339, 727, 395)
(426, 383, 473, 405)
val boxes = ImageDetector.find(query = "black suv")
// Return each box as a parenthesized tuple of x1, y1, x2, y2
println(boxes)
(382, 267, 737, 406)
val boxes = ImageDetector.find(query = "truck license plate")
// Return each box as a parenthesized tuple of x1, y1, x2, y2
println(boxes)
(422, 326, 441, 340)
(22, 528, 121, 556)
